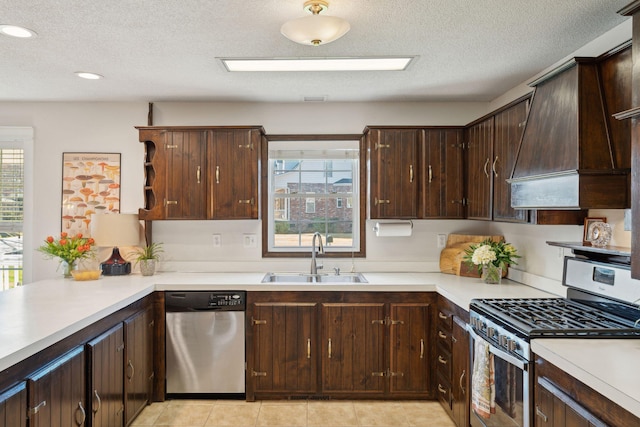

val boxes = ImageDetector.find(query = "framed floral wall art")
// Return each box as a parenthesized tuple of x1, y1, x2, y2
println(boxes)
(61, 152, 121, 236)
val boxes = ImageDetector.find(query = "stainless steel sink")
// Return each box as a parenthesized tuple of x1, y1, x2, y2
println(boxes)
(261, 272, 368, 283)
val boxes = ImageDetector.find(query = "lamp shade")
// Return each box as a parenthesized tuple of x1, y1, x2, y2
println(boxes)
(90, 213, 141, 247)
(281, 14, 350, 46)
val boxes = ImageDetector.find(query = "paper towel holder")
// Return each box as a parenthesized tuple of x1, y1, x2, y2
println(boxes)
(372, 220, 413, 237)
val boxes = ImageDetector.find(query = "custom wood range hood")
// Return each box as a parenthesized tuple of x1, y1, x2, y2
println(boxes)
(509, 47, 632, 210)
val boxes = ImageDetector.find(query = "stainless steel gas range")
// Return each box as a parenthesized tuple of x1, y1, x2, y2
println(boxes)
(468, 253, 640, 427)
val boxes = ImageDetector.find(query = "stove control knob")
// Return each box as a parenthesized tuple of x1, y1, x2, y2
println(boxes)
(508, 339, 518, 352)
(487, 327, 495, 338)
(499, 335, 508, 347)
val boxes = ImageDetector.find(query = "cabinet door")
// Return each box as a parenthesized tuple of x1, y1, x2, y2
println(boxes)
(422, 129, 465, 218)
(165, 131, 208, 219)
(535, 376, 608, 427)
(249, 303, 318, 394)
(321, 303, 386, 394)
(209, 129, 261, 219)
(369, 129, 419, 218)
(493, 100, 529, 223)
(124, 308, 153, 426)
(388, 303, 431, 394)
(87, 324, 124, 427)
(0, 382, 26, 427)
(452, 316, 469, 427)
(466, 118, 494, 220)
(27, 347, 86, 427)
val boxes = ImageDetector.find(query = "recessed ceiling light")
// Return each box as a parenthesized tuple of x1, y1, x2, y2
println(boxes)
(75, 72, 104, 80)
(220, 57, 414, 72)
(0, 25, 37, 38)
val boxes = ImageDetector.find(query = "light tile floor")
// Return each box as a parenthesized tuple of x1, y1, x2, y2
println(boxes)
(131, 399, 456, 427)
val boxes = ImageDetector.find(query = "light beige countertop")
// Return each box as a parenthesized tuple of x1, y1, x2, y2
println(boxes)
(531, 338, 640, 418)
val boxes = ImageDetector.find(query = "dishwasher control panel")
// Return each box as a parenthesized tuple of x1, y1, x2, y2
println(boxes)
(208, 292, 245, 308)
(165, 291, 246, 311)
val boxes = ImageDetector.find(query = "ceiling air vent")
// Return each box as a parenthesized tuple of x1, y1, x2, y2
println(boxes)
(303, 96, 327, 102)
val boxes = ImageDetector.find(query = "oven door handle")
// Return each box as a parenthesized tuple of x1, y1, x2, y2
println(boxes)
(467, 324, 528, 371)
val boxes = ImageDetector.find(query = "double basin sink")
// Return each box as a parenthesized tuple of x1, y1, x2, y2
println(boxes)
(262, 272, 368, 284)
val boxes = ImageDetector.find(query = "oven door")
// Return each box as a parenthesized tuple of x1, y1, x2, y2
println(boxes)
(467, 326, 530, 427)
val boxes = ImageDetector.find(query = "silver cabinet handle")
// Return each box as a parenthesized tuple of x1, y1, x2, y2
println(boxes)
(438, 355, 448, 365)
(307, 338, 311, 359)
(328, 338, 332, 359)
(127, 360, 135, 381)
(483, 158, 490, 178)
(428, 165, 433, 183)
(409, 164, 414, 183)
(196, 166, 201, 184)
(215, 166, 220, 184)
(438, 331, 447, 339)
(460, 369, 466, 394)
(76, 401, 86, 426)
(420, 339, 424, 359)
(93, 390, 101, 414)
(536, 406, 548, 422)
(492, 156, 499, 177)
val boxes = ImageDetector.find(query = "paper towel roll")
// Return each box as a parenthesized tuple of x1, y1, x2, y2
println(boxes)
(373, 222, 413, 237)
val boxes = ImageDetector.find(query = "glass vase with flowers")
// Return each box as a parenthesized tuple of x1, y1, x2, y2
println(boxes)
(38, 232, 95, 277)
(463, 239, 520, 284)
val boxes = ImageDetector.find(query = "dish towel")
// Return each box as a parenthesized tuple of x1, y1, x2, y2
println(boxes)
(471, 339, 496, 419)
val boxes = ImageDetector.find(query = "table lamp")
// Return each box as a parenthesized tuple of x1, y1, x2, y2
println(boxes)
(90, 213, 141, 275)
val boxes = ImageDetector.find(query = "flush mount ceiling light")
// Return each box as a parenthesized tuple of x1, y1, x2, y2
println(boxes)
(75, 72, 104, 80)
(220, 57, 414, 72)
(0, 25, 37, 38)
(281, 0, 350, 46)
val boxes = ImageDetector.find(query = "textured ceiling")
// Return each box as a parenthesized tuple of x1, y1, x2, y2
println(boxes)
(0, 0, 631, 102)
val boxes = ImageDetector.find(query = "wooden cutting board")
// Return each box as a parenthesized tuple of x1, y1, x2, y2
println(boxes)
(439, 234, 504, 277)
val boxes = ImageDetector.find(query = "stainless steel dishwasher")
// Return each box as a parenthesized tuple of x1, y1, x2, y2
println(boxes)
(165, 291, 246, 397)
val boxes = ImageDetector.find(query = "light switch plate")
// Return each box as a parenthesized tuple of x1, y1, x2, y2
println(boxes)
(437, 234, 447, 248)
(212, 234, 222, 247)
(244, 234, 257, 248)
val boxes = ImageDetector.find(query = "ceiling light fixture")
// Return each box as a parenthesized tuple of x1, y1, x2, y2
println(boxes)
(0, 25, 37, 38)
(75, 72, 104, 80)
(220, 57, 414, 72)
(280, 0, 350, 46)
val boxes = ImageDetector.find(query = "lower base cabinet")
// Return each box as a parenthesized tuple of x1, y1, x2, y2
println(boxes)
(124, 308, 154, 426)
(87, 324, 125, 427)
(27, 347, 86, 427)
(534, 356, 639, 427)
(246, 292, 434, 401)
(0, 382, 26, 427)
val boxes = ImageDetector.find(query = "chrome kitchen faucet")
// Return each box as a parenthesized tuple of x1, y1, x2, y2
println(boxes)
(310, 232, 324, 275)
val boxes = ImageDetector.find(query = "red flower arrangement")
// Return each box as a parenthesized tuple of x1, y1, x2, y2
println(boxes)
(38, 232, 95, 265)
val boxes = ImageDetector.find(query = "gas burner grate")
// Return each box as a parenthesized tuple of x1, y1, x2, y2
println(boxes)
(475, 298, 640, 337)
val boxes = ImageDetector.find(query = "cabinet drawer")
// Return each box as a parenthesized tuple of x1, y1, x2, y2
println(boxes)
(437, 309, 453, 331)
(437, 327, 451, 351)
(436, 372, 452, 410)
(436, 343, 452, 379)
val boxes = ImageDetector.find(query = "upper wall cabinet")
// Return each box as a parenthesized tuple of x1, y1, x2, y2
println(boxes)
(136, 126, 264, 220)
(365, 126, 465, 220)
(366, 127, 420, 219)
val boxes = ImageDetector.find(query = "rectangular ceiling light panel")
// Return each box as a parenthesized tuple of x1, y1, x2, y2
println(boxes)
(220, 57, 414, 72)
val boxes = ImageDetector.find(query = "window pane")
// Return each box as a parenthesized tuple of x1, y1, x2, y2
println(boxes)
(268, 143, 359, 253)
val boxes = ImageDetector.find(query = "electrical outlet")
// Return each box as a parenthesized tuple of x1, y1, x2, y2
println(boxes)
(212, 234, 221, 247)
(243, 234, 257, 248)
(437, 234, 447, 248)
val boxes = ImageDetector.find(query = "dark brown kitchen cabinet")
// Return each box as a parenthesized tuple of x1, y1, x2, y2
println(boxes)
(27, 346, 86, 427)
(208, 129, 261, 219)
(388, 303, 431, 395)
(0, 382, 26, 427)
(421, 128, 465, 218)
(437, 295, 470, 427)
(366, 127, 420, 218)
(124, 308, 153, 426)
(137, 126, 264, 220)
(247, 302, 318, 396)
(493, 99, 529, 223)
(465, 117, 494, 220)
(321, 303, 386, 395)
(246, 291, 435, 401)
(535, 356, 639, 427)
(87, 324, 124, 427)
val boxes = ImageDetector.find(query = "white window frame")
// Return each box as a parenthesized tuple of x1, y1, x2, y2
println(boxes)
(0, 127, 33, 285)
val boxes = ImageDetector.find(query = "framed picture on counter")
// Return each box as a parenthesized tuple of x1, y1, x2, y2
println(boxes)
(61, 152, 121, 236)
(583, 216, 607, 245)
